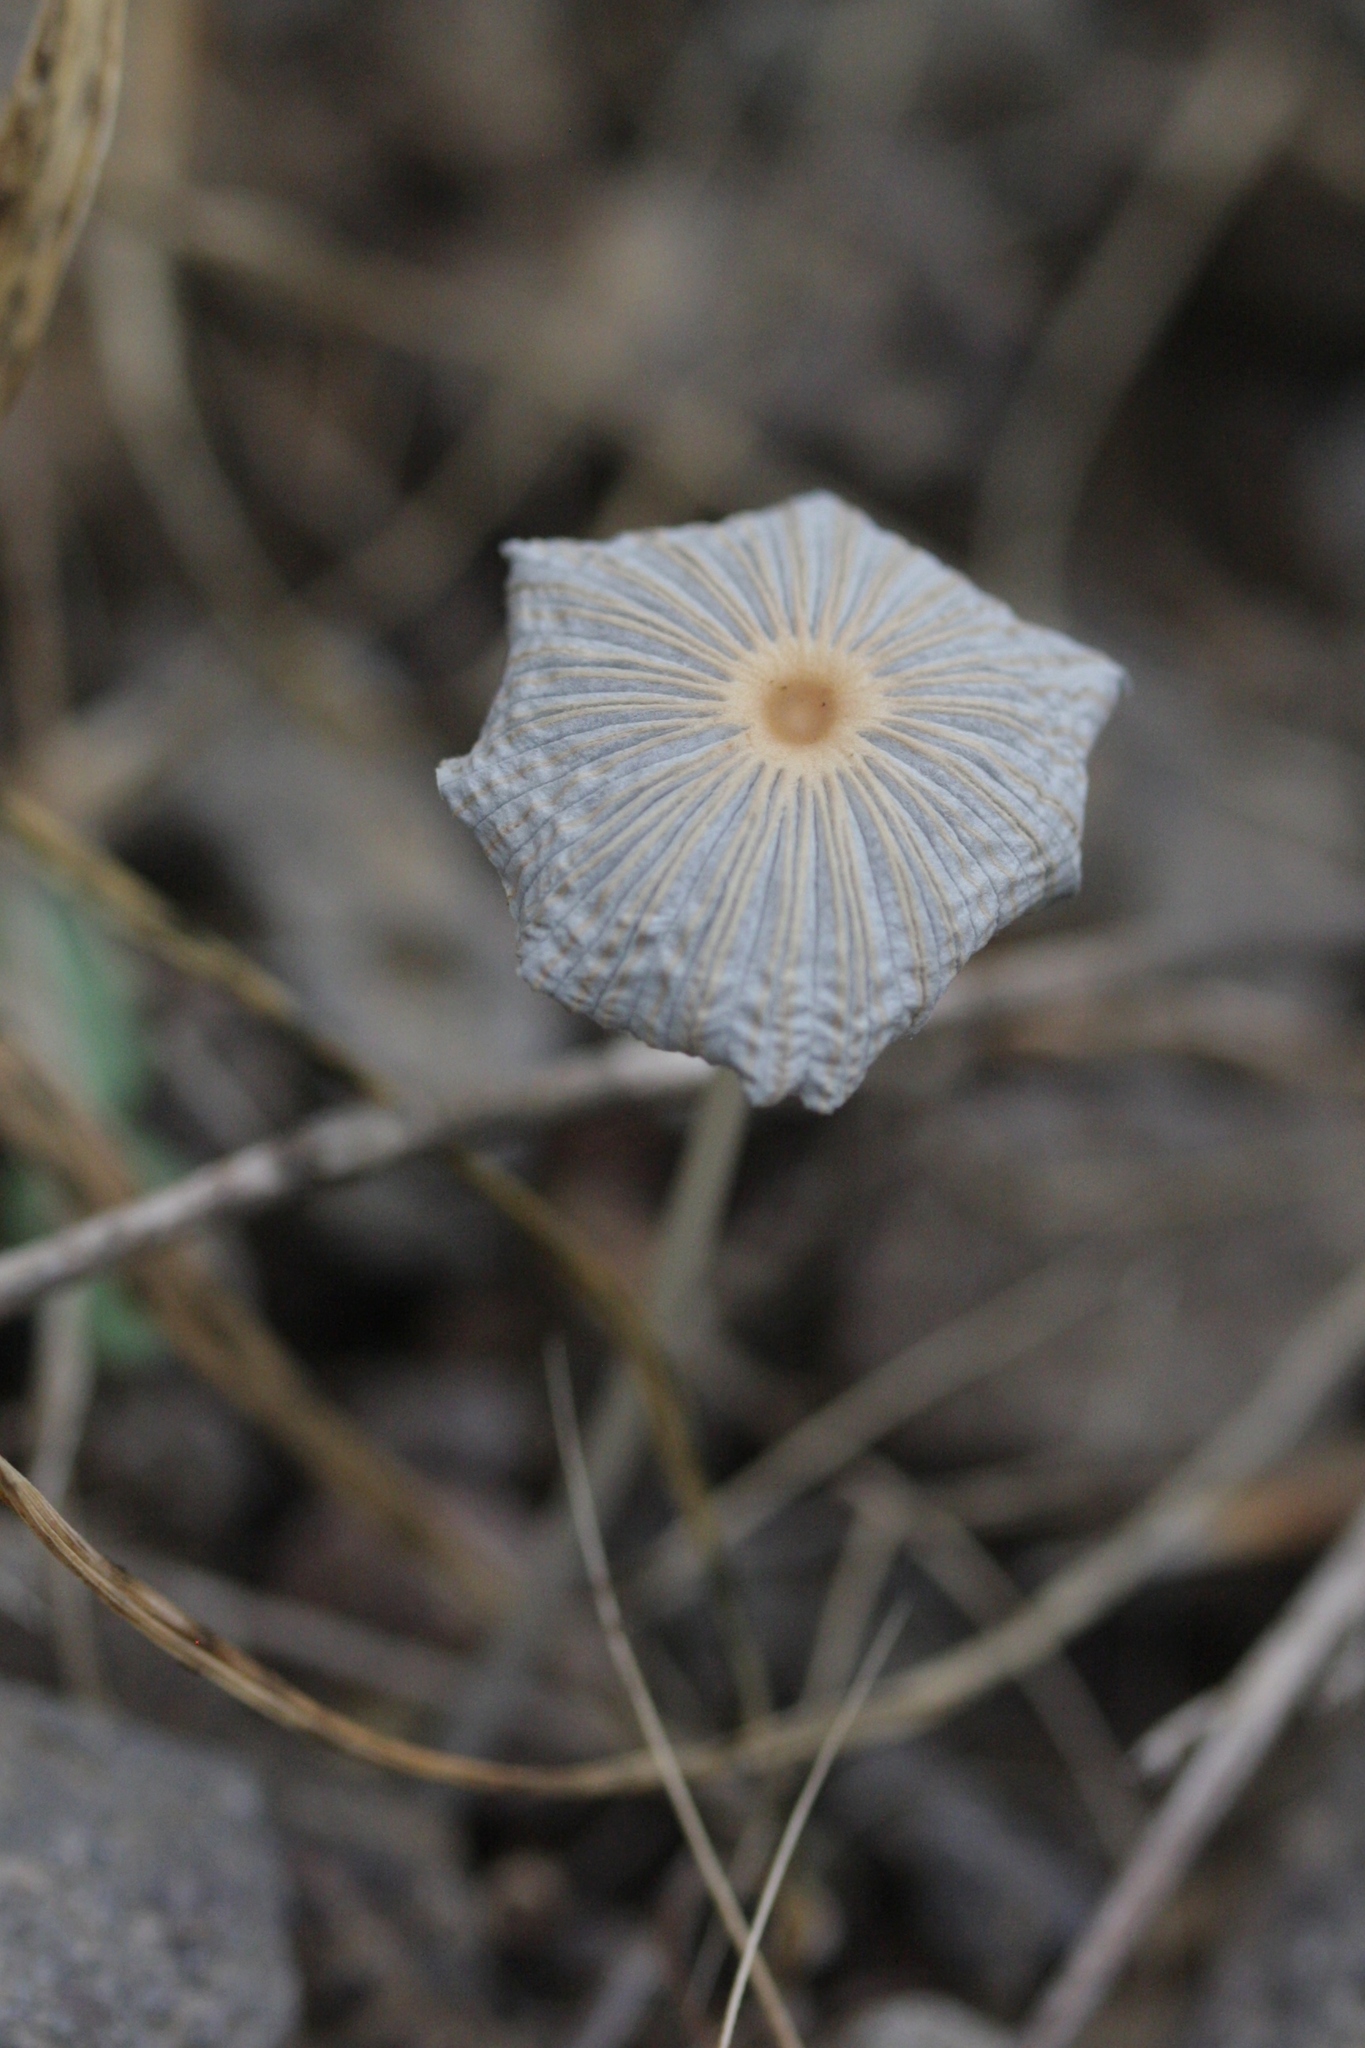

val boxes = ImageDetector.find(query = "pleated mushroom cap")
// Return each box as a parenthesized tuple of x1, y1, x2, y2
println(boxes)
(439, 493, 1122, 1112)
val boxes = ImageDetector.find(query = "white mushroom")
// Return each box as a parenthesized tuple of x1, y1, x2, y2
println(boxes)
(439, 492, 1122, 1112)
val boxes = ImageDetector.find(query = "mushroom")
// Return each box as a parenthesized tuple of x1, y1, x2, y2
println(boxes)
(439, 492, 1122, 1113)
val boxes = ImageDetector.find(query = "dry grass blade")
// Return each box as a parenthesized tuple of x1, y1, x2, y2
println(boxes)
(641, 1252, 1113, 1606)
(973, 8, 1314, 616)
(0, 789, 725, 1571)
(0, 0, 128, 419)
(0, 786, 335, 1039)
(1020, 1495, 1365, 2048)
(655, 1254, 1365, 1785)
(0, 1448, 648, 1796)
(546, 1341, 804, 2048)
(0, 1029, 516, 1620)
(718, 1600, 907, 2048)
(850, 1456, 1145, 1860)
(1, 1330, 1362, 1808)
(87, 0, 402, 748)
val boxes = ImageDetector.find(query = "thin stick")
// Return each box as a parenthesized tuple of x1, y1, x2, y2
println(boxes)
(640, 1252, 1113, 1607)
(447, 1063, 756, 1766)
(0, 1392, 1358, 1794)
(851, 1455, 1144, 1860)
(0, 1040, 707, 1326)
(0, 1030, 515, 1617)
(28, 1286, 95, 1509)
(0, 1446, 646, 1795)
(1020, 1495, 1365, 2048)
(0, 788, 727, 1570)
(719, 1600, 907, 2048)
(546, 1343, 804, 2048)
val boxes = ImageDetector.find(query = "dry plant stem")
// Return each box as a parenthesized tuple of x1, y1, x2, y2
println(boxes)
(973, 8, 1313, 616)
(545, 1346, 804, 2048)
(0, 1040, 708, 1324)
(0, 0, 128, 419)
(6, 1367, 1365, 1802)
(86, 0, 402, 749)
(641, 1251, 1113, 1606)
(0, 1516, 622, 1733)
(1020, 1495, 1365, 2048)
(0, 1030, 515, 1619)
(719, 1602, 908, 2048)
(0, 786, 339, 1045)
(28, 1284, 94, 1508)
(0, 791, 724, 1567)
(30, 1283, 102, 1695)
(567, 1933, 668, 2048)
(852, 1455, 1144, 1860)
(647, 1066, 770, 1723)
(447, 1065, 754, 1778)
(0, 1447, 653, 1796)
(801, 1493, 905, 1708)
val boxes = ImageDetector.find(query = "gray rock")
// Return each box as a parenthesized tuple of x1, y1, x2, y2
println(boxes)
(0, 1679, 299, 2048)
(1181, 1708, 1365, 2048)
(828, 1744, 1095, 2013)
(837, 1992, 1011, 2048)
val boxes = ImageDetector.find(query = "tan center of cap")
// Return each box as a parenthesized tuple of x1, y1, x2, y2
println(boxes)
(762, 670, 841, 746)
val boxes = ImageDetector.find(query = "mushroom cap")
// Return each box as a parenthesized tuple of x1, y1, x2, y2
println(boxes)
(438, 493, 1123, 1112)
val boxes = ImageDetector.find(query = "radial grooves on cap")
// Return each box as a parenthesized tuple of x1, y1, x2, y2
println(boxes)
(439, 493, 1123, 1112)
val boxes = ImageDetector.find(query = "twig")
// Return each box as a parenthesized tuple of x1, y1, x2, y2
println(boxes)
(719, 1601, 907, 2048)
(850, 1456, 1145, 1860)
(1131, 1690, 1223, 1785)
(800, 1489, 905, 1709)
(1020, 1495, 1365, 2048)
(28, 1284, 95, 1508)
(640, 1252, 1114, 1607)
(0, 792, 728, 1577)
(0, 1029, 516, 1619)
(4, 1377, 1365, 1803)
(546, 1342, 804, 2048)
(0, 0, 128, 419)
(0, 1516, 624, 1748)
(0, 1039, 707, 1325)
(448, 1064, 761, 1777)
(973, 8, 1314, 617)
(0, 1446, 655, 1796)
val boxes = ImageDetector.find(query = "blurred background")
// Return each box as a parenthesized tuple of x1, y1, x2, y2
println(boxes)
(5, 2, 1365, 2045)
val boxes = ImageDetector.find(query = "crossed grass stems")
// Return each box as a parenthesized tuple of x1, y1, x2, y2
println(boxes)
(8, 803, 1365, 2045)
(5, 2, 1365, 2038)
